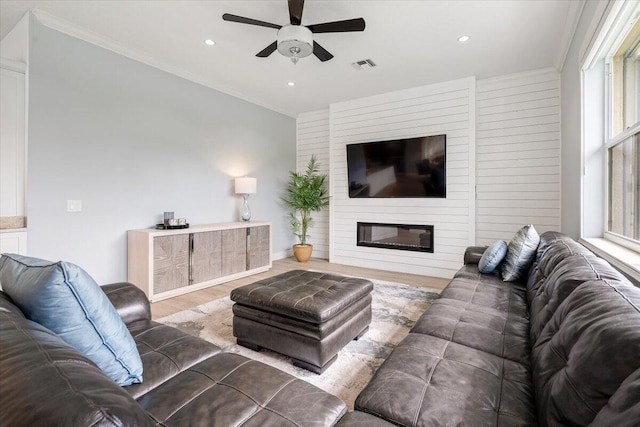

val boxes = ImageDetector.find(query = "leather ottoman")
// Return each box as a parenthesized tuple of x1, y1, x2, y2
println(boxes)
(230, 270, 373, 374)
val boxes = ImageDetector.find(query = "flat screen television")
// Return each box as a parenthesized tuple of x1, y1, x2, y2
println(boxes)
(346, 134, 446, 198)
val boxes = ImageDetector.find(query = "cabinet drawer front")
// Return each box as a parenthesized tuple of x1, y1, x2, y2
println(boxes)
(221, 228, 247, 276)
(247, 225, 270, 270)
(153, 234, 189, 293)
(192, 231, 222, 283)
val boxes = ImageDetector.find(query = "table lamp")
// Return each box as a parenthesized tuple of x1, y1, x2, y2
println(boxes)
(235, 177, 257, 221)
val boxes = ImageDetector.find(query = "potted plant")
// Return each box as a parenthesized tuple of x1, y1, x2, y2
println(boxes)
(283, 155, 330, 262)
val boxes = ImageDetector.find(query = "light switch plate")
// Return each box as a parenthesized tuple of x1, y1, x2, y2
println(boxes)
(67, 200, 82, 213)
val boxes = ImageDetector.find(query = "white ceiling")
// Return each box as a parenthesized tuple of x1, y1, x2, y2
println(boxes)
(0, 1, 583, 117)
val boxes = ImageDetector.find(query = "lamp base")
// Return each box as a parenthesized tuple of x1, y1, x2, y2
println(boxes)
(240, 194, 251, 222)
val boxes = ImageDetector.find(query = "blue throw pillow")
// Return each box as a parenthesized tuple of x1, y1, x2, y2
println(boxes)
(501, 225, 541, 282)
(478, 240, 508, 273)
(0, 254, 143, 386)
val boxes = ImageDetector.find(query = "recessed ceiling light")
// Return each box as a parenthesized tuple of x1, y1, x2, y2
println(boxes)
(287, 81, 295, 86)
(458, 35, 470, 43)
(204, 39, 215, 46)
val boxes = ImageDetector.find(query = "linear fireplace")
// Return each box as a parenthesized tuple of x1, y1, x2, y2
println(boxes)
(357, 222, 434, 253)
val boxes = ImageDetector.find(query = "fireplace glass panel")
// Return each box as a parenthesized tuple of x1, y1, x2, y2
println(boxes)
(357, 222, 433, 253)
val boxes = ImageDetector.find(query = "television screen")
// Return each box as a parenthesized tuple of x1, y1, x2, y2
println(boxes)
(346, 135, 446, 198)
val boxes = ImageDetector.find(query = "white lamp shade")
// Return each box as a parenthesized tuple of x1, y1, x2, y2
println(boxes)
(235, 177, 257, 194)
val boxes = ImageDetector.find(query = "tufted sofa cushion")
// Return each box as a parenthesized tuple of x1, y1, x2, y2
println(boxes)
(411, 267, 530, 364)
(124, 320, 222, 399)
(355, 333, 536, 426)
(590, 367, 640, 426)
(531, 279, 640, 425)
(137, 352, 347, 426)
(528, 254, 624, 344)
(336, 411, 398, 427)
(525, 236, 596, 305)
(435, 267, 528, 317)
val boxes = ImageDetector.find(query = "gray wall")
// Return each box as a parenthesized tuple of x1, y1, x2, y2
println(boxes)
(560, 0, 605, 238)
(28, 21, 295, 284)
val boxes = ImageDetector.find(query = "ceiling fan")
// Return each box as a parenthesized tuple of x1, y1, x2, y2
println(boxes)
(222, 0, 365, 64)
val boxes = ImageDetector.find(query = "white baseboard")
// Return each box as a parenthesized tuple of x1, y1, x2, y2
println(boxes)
(272, 249, 293, 260)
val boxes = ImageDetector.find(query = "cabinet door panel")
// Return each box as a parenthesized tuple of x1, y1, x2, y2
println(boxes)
(221, 228, 246, 276)
(153, 235, 189, 293)
(247, 226, 270, 270)
(192, 231, 222, 284)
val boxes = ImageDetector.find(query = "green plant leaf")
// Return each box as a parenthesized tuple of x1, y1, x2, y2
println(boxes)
(282, 155, 330, 246)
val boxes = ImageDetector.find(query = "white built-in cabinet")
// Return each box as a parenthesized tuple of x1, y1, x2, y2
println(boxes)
(127, 222, 271, 302)
(0, 58, 27, 255)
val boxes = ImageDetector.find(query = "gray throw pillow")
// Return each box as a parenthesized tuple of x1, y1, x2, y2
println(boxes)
(478, 240, 508, 273)
(501, 225, 540, 282)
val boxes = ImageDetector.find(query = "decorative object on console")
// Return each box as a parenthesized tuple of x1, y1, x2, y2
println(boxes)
(163, 211, 174, 227)
(282, 155, 329, 262)
(478, 240, 508, 273)
(222, 0, 365, 64)
(501, 224, 540, 281)
(235, 177, 257, 222)
(0, 253, 143, 386)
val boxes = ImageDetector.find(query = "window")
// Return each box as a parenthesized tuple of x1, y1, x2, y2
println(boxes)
(608, 135, 639, 240)
(605, 17, 640, 249)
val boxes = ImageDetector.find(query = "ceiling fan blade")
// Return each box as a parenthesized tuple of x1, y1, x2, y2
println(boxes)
(313, 41, 334, 62)
(256, 41, 278, 58)
(308, 18, 366, 33)
(288, 0, 304, 25)
(222, 13, 282, 30)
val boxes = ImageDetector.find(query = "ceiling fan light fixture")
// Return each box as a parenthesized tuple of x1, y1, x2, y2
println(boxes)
(277, 25, 313, 64)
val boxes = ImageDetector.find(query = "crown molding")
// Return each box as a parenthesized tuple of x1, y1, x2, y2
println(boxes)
(556, 0, 587, 71)
(30, 9, 297, 118)
(477, 66, 559, 85)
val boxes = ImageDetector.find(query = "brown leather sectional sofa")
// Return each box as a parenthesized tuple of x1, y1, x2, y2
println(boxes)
(1, 231, 639, 426)
(0, 281, 347, 426)
(339, 231, 640, 426)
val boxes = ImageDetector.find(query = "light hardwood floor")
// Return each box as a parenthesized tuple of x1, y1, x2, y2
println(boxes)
(150, 257, 451, 319)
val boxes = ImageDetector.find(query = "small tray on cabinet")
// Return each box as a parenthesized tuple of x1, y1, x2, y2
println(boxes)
(155, 223, 190, 230)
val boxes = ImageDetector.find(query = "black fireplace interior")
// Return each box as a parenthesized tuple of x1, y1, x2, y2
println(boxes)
(357, 222, 434, 253)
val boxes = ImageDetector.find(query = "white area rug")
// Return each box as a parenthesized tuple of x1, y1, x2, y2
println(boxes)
(158, 279, 440, 408)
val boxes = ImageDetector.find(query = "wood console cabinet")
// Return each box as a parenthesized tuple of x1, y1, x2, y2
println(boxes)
(128, 222, 271, 302)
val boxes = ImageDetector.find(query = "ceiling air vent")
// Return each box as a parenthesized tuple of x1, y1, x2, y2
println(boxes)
(351, 59, 377, 70)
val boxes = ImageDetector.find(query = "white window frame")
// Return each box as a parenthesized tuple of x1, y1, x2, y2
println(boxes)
(601, 6, 640, 254)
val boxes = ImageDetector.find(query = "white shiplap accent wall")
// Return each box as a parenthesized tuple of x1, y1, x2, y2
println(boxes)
(296, 110, 330, 259)
(329, 78, 476, 279)
(476, 69, 561, 244)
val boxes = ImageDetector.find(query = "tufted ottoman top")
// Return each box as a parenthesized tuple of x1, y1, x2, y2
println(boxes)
(230, 270, 373, 324)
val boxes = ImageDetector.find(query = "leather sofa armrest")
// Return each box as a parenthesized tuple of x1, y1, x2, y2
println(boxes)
(464, 246, 487, 265)
(101, 282, 151, 325)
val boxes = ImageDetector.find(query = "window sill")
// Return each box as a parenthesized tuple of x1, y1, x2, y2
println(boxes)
(580, 237, 640, 284)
